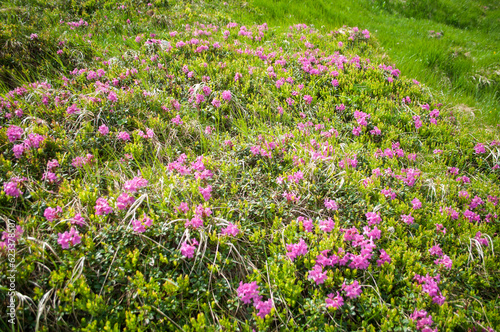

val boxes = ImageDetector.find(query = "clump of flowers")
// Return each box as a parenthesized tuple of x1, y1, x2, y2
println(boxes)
(341, 280, 362, 299)
(95, 197, 113, 215)
(57, 227, 81, 249)
(414, 273, 445, 305)
(237, 281, 273, 318)
(44, 206, 62, 221)
(131, 215, 153, 233)
(286, 238, 308, 261)
(180, 238, 199, 258)
(221, 222, 239, 236)
(410, 309, 437, 332)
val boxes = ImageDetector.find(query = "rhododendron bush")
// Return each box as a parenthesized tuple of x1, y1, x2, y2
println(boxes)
(0, 0, 499, 331)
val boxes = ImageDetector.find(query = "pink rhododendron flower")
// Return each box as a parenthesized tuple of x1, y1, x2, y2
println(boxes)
(199, 185, 212, 201)
(71, 213, 85, 226)
(377, 249, 391, 266)
(434, 254, 452, 269)
(124, 176, 148, 193)
(297, 217, 313, 233)
(95, 197, 112, 215)
(117, 131, 130, 141)
(180, 239, 198, 258)
(474, 143, 486, 154)
(221, 222, 239, 236)
(475, 231, 489, 246)
(6, 125, 23, 142)
(365, 212, 381, 225)
(176, 202, 189, 214)
(319, 218, 335, 232)
(308, 264, 328, 285)
(57, 227, 81, 249)
(211, 98, 221, 108)
(116, 192, 135, 210)
(44, 206, 62, 221)
(342, 280, 362, 299)
(222, 90, 232, 102)
(324, 199, 338, 210)
(326, 292, 344, 309)
(185, 216, 203, 229)
(4, 180, 23, 197)
(286, 238, 308, 261)
(412, 198, 422, 209)
(370, 126, 381, 135)
(237, 281, 261, 304)
(428, 244, 443, 257)
(254, 299, 273, 318)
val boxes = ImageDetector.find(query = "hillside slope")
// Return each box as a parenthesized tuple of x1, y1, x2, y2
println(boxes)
(0, 1, 499, 331)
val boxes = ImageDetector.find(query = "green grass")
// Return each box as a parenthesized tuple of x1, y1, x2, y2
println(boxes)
(228, 0, 500, 124)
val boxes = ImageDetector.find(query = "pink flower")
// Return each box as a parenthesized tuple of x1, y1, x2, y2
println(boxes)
(237, 281, 261, 304)
(413, 115, 422, 129)
(108, 91, 118, 102)
(44, 206, 62, 221)
(185, 216, 203, 229)
(71, 213, 85, 226)
(202, 86, 212, 96)
(221, 223, 239, 236)
(324, 199, 338, 210)
(222, 90, 232, 102)
(116, 192, 135, 210)
(342, 280, 362, 299)
(303, 95, 313, 105)
(319, 218, 335, 232)
(412, 198, 422, 209)
(176, 202, 189, 214)
(117, 131, 130, 141)
(4, 181, 23, 198)
(171, 115, 183, 125)
(326, 292, 344, 309)
(211, 98, 221, 108)
(47, 159, 60, 170)
(199, 185, 212, 201)
(132, 219, 146, 233)
(475, 231, 489, 246)
(365, 212, 381, 225)
(180, 239, 198, 258)
(434, 255, 452, 269)
(254, 299, 273, 318)
(57, 227, 81, 249)
(98, 125, 109, 135)
(308, 264, 328, 285)
(298, 217, 313, 233)
(352, 126, 362, 136)
(286, 238, 308, 261)
(11, 144, 23, 159)
(401, 213, 414, 225)
(377, 249, 391, 266)
(428, 244, 443, 257)
(370, 126, 381, 135)
(42, 172, 58, 183)
(71, 154, 94, 168)
(95, 197, 112, 215)
(474, 143, 486, 154)
(124, 176, 148, 193)
(6, 125, 23, 142)
(66, 104, 81, 115)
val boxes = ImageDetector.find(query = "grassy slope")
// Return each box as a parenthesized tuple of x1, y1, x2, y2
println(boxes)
(0, 0, 499, 331)
(231, 0, 500, 124)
